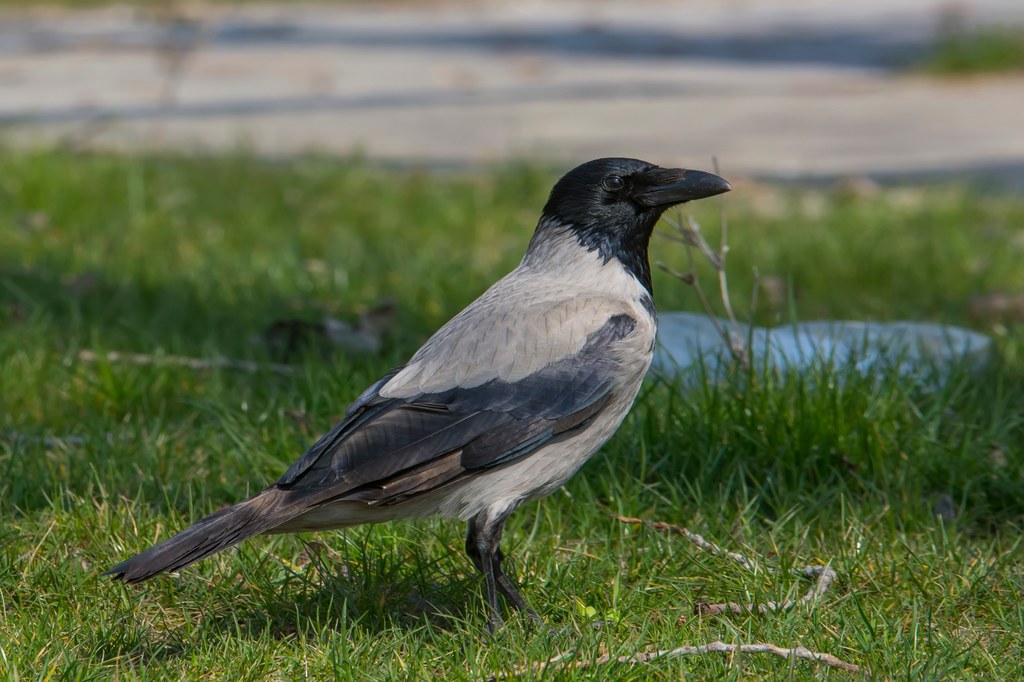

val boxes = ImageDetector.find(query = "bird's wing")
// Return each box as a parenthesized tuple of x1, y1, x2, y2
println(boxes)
(275, 311, 637, 507)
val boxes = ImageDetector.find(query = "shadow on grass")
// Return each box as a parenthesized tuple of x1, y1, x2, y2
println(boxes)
(93, 536, 505, 670)
(0, 261, 376, 359)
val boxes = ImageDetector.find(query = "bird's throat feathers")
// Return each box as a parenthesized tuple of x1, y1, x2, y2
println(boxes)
(524, 215, 656, 296)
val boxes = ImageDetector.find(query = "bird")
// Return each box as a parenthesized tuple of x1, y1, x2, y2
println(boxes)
(105, 157, 731, 631)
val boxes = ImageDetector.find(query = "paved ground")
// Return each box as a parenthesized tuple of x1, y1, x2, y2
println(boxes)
(2, 0, 1023, 183)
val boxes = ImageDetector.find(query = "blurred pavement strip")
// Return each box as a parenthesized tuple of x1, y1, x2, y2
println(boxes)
(1, 0, 1023, 183)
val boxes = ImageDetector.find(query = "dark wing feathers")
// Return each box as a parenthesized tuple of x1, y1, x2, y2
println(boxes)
(277, 366, 403, 487)
(459, 391, 612, 470)
(344, 450, 465, 506)
(276, 313, 636, 506)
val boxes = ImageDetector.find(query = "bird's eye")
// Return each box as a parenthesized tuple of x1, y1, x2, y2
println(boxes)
(602, 175, 625, 192)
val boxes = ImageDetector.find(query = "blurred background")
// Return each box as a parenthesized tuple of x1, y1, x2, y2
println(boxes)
(2, 0, 1024, 184)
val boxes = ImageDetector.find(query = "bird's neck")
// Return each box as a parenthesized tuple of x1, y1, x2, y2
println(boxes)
(524, 217, 654, 297)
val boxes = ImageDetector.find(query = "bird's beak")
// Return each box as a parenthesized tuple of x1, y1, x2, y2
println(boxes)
(636, 168, 732, 208)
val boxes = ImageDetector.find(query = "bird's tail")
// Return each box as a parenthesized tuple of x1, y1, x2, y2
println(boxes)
(105, 487, 293, 583)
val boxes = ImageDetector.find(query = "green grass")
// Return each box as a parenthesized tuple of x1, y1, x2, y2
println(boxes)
(920, 25, 1024, 75)
(1, 148, 1023, 679)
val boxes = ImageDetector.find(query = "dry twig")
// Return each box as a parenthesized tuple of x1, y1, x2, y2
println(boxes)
(491, 640, 860, 678)
(657, 213, 749, 366)
(614, 515, 838, 616)
(76, 349, 297, 376)
(616, 515, 758, 572)
(489, 517, 857, 680)
(698, 565, 838, 616)
(2, 433, 90, 448)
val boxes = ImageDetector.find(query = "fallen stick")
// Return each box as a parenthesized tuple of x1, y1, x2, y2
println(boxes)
(614, 515, 838, 615)
(492, 640, 861, 678)
(2, 432, 90, 448)
(77, 349, 297, 376)
(698, 565, 838, 615)
(615, 515, 759, 572)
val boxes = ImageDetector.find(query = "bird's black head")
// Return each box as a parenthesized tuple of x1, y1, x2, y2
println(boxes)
(536, 157, 731, 294)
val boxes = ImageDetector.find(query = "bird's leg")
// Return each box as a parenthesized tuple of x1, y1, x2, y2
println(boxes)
(494, 553, 543, 627)
(466, 514, 504, 632)
(466, 509, 542, 632)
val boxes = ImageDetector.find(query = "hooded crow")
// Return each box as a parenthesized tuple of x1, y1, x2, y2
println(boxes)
(106, 158, 731, 630)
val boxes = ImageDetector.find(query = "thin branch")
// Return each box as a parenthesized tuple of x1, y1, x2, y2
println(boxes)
(616, 515, 759, 572)
(2, 433, 90, 448)
(655, 259, 696, 282)
(491, 640, 861, 678)
(656, 259, 727, 347)
(658, 212, 749, 367)
(681, 215, 723, 268)
(614, 515, 838, 616)
(657, 158, 747, 362)
(698, 565, 838, 616)
(656, 228, 698, 247)
(715, 211, 740, 337)
(76, 349, 298, 376)
(655, 222, 736, 362)
(687, 215, 746, 362)
(493, 518, 858, 678)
